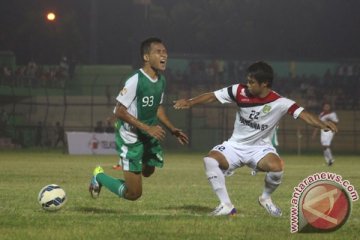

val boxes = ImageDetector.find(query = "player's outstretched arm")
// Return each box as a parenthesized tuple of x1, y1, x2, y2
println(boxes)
(157, 106, 189, 145)
(114, 102, 165, 141)
(173, 92, 218, 109)
(299, 110, 338, 133)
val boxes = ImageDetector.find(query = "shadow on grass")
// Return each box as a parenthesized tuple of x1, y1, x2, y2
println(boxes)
(74, 206, 125, 214)
(163, 205, 213, 214)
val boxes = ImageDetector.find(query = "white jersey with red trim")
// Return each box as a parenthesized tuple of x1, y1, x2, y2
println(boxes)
(319, 111, 338, 136)
(214, 84, 304, 145)
(319, 111, 338, 123)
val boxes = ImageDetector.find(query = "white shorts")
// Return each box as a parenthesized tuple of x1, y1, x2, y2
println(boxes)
(211, 140, 278, 173)
(320, 130, 335, 146)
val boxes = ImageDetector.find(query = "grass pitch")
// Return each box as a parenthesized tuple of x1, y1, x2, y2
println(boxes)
(0, 150, 359, 240)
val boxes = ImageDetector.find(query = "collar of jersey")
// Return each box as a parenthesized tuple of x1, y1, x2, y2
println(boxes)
(140, 68, 158, 83)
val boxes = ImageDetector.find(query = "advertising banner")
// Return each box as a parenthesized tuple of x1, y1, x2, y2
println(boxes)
(66, 132, 117, 155)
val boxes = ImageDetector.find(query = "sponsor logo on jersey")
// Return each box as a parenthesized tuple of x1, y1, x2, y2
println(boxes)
(120, 88, 127, 96)
(239, 116, 269, 131)
(262, 105, 271, 113)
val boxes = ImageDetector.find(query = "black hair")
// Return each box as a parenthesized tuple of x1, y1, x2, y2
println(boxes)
(140, 37, 163, 61)
(322, 102, 331, 108)
(247, 61, 274, 87)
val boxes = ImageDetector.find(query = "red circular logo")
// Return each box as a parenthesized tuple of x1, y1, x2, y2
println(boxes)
(300, 182, 351, 232)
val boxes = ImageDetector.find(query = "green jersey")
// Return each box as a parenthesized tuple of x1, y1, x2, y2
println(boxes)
(115, 69, 165, 144)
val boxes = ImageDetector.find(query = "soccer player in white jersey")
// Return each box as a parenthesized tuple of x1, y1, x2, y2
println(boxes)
(89, 37, 188, 202)
(312, 103, 339, 166)
(174, 61, 338, 217)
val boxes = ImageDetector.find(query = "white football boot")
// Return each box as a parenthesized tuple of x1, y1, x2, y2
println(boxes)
(258, 196, 282, 217)
(210, 203, 237, 216)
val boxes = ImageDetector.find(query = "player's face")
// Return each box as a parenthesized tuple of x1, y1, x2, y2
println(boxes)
(246, 76, 267, 97)
(323, 103, 331, 111)
(146, 42, 168, 71)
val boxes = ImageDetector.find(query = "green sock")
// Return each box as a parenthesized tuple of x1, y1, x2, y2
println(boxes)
(96, 173, 126, 198)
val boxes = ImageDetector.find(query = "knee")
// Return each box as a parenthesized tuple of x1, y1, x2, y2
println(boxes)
(279, 159, 285, 171)
(142, 166, 155, 178)
(125, 190, 142, 201)
(204, 155, 229, 171)
(270, 159, 284, 172)
(266, 171, 284, 185)
(203, 157, 219, 169)
(142, 170, 154, 178)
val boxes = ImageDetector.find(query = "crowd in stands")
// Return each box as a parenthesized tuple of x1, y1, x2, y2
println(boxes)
(2, 56, 358, 113)
(1, 58, 360, 149)
(165, 61, 360, 112)
(275, 63, 360, 111)
(0, 56, 76, 88)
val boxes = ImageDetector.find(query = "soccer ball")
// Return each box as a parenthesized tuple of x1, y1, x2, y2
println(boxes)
(38, 184, 67, 211)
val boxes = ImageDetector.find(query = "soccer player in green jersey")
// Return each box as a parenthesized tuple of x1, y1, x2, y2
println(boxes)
(89, 37, 189, 201)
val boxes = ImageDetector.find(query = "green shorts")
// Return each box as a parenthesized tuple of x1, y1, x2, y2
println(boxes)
(115, 135, 164, 172)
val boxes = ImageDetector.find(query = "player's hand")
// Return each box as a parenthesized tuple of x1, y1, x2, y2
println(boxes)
(322, 121, 338, 133)
(146, 125, 166, 141)
(173, 99, 191, 109)
(171, 128, 189, 145)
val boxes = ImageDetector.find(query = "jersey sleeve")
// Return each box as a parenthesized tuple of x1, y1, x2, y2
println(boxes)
(287, 101, 304, 119)
(332, 112, 339, 123)
(160, 92, 164, 104)
(214, 84, 238, 104)
(115, 74, 138, 108)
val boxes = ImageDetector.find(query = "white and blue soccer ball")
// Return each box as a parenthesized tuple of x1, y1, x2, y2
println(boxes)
(38, 184, 67, 211)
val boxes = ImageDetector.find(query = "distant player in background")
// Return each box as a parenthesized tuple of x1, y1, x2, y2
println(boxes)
(89, 37, 188, 201)
(53, 121, 66, 148)
(312, 103, 339, 166)
(174, 61, 337, 217)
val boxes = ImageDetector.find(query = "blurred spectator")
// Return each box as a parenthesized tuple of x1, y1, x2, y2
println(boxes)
(105, 85, 112, 107)
(2, 66, 12, 85)
(306, 96, 319, 112)
(35, 121, 43, 147)
(14, 66, 26, 86)
(94, 121, 104, 133)
(49, 67, 57, 87)
(26, 59, 38, 86)
(56, 56, 69, 87)
(299, 81, 308, 98)
(59, 56, 69, 78)
(216, 59, 225, 84)
(105, 120, 115, 133)
(68, 55, 77, 80)
(54, 121, 66, 147)
(205, 61, 215, 82)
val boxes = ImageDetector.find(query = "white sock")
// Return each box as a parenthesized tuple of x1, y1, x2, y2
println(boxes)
(323, 148, 330, 162)
(324, 148, 333, 163)
(203, 157, 232, 206)
(261, 171, 283, 199)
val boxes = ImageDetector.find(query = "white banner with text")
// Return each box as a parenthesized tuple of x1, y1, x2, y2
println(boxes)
(66, 132, 117, 155)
